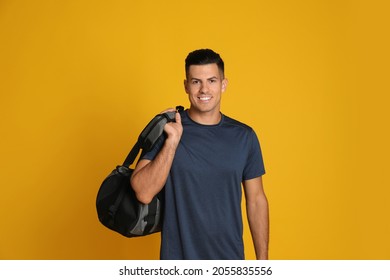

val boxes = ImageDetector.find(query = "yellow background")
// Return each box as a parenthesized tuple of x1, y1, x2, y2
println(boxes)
(1, 0, 389, 260)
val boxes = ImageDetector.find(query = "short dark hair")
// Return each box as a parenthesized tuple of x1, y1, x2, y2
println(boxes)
(185, 49, 225, 78)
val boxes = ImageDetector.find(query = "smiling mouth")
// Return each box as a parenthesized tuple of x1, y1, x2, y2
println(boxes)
(198, 96, 211, 101)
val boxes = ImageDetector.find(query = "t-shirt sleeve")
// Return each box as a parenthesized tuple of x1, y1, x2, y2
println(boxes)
(140, 134, 165, 161)
(242, 129, 266, 181)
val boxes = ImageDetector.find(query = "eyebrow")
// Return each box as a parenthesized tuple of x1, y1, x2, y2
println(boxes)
(190, 76, 219, 81)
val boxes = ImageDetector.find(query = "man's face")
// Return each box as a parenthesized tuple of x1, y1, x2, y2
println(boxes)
(184, 63, 227, 116)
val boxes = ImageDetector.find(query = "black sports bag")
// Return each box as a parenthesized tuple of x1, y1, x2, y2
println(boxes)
(96, 106, 183, 237)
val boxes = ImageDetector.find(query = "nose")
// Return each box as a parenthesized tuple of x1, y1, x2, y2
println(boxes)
(200, 82, 209, 94)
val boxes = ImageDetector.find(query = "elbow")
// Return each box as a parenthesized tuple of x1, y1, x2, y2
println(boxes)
(130, 176, 154, 205)
(135, 192, 154, 205)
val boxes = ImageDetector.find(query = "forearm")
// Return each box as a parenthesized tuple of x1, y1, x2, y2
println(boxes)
(247, 196, 269, 260)
(130, 139, 178, 204)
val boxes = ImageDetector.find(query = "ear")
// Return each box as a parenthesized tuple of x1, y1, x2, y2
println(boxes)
(184, 79, 189, 94)
(221, 78, 228, 93)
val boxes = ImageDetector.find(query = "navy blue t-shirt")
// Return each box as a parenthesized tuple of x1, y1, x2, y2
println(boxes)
(142, 110, 265, 260)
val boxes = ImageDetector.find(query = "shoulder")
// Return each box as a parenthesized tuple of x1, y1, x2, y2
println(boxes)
(222, 114, 254, 132)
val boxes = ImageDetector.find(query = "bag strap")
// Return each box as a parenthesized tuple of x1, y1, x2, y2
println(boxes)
(122, 106, 183, 167)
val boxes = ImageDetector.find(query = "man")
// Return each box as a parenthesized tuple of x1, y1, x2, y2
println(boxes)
(131, 49, 269, 260)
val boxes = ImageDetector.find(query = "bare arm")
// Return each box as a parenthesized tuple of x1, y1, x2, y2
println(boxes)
(243, 176, 269, 260)
(130, 109, 182, 204)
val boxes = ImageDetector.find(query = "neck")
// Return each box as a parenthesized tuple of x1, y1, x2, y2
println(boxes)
(187, 108, 222, 125)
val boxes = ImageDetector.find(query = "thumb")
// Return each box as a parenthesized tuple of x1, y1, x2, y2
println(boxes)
(175, 111, 182, 124)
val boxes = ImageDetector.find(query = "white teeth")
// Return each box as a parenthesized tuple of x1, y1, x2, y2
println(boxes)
(199, 96, 211, 101)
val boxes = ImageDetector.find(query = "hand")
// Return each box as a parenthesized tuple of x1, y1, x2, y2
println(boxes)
(161, 108, 183, 148)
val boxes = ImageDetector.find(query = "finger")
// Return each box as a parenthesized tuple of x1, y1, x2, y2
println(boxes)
(175, 111, 181, 124)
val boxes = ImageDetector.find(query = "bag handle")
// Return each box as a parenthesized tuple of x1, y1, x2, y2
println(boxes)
(122, 106, 184, 167)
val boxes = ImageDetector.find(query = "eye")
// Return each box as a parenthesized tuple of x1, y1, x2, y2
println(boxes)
(191, 80, 200, 84)
(209, 79, 217, 83)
